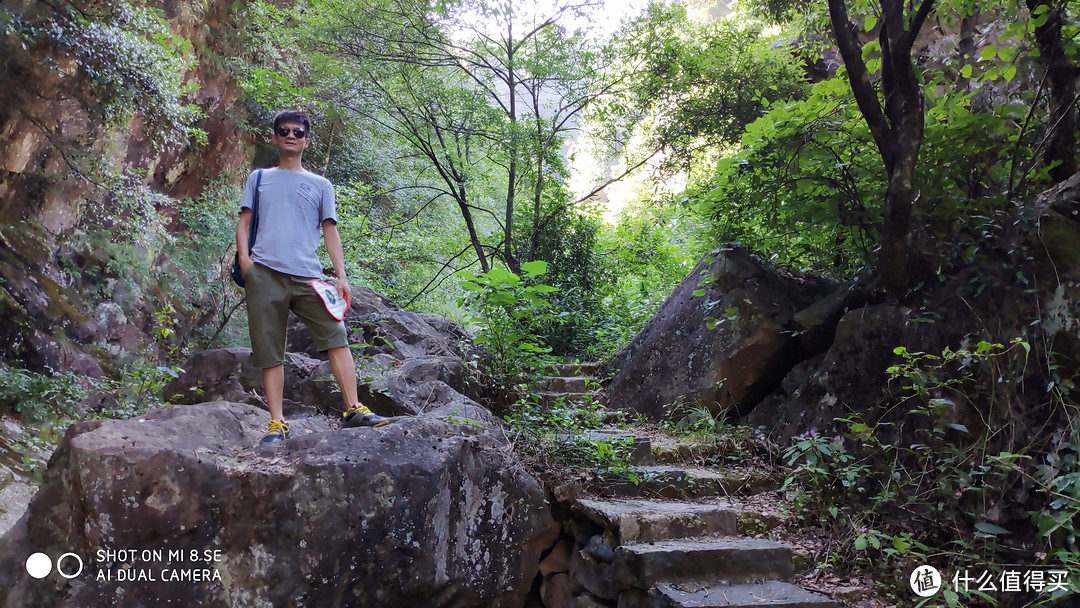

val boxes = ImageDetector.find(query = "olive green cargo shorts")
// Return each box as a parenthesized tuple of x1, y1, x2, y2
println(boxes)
(243, 262, 348, 369)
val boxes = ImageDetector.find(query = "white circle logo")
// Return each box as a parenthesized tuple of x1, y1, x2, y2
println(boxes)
(25, 553, 52, 579)
(910, 565, 942, 597)
(57, 553, 84, 579)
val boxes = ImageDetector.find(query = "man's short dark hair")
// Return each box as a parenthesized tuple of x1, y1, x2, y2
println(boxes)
(273, 110, 310, 134)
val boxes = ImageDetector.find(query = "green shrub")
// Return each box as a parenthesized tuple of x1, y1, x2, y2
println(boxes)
(505, 392, 632, 472)
(0, 364, 93, 423)
(779, 337, 1080, 605)
(456, 261, 560, 385)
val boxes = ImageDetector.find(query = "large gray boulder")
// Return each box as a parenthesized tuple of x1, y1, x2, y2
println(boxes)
(605, 247, 830, 421)
(747, 304, 912, 438)
(285, 284, 467, 363)
(165, 283, 482, 419)
(0, 401, 554, 607)
(162, 346, 317, 405)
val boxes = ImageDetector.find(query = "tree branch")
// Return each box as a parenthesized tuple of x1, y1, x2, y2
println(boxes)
(828, 0, 894, 173)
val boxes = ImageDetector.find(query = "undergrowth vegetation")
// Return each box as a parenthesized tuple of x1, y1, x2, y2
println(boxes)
(504, 393, 635, 478)
(780, 337, 1079, 606)
(0, 364, 92, 423)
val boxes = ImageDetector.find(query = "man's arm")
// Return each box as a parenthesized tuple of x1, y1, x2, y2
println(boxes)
(237, 208, 254, 274)
(322, 219, 351, 306)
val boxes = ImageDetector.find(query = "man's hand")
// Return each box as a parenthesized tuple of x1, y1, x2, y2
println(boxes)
(236, 208, 254, 276)
(322, 220, 351, 309)
(336, 280, 352, 309)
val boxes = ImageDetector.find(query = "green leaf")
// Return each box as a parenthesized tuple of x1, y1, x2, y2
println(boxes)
(892, 535, 909, 552)
(692, 289, 706, 297)
(960, 64, 973, 79)
(520, 260, 548, 277)
(946, 423, 970, 434)
(526, 285, 559, 294)
(522, 293, 546, 306)
(489, 292, 516, 306)
(974, 522, 1010, 535)
(980, 45, 997, 61)
(487, 267, 519, 285)
(854, 535, 867, 550)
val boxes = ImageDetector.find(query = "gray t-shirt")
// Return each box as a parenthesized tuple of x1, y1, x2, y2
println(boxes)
(240, 167, 337, 279)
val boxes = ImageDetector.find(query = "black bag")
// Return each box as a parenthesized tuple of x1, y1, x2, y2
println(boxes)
(231, 169, 263, 287)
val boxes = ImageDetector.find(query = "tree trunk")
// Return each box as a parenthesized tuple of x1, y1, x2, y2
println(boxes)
(457, 185, 489, 273)
(503, 23, 521, 274)
(958, 13, 976, 91)
(530, 154, 543, 262)
(829, 0, 932, 296)
(1026, 0, 1078, 182)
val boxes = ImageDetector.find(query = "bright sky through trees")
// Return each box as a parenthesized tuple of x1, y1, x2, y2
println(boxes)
(452, 0, 653, 221)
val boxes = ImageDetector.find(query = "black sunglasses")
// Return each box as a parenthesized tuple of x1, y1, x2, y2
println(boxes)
(276, 126, 307, 139)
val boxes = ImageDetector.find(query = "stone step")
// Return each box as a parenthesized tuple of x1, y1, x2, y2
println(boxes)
(542, 362, 602, 377)
(541, 375, 592, 393)
(651, 440, 727, 466)
(571, 498, 737, 544)
(570, 537, 794, 602)
(553, 430, 652, 465)
(619, 538, 794, 589)
(646, 580, 842, 608)
(592, 466, 779, 499)
(538, 390, 608, 408)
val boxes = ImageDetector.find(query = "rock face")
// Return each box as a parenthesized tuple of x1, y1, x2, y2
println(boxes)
(0, 0, 254, 375)
(164, 285, 482, 419)
(748, 305, 913, 439)
(605, 247, 831, 421)
(0, 1, 250, 221)
(0, 401, 554, 608)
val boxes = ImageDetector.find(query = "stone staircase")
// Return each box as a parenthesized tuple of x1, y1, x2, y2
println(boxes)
(534, 365, 843, 608)
(537, 363, 607, 408)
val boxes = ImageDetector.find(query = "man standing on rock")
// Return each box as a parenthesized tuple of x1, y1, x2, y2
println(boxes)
(236, 109, 388, 443)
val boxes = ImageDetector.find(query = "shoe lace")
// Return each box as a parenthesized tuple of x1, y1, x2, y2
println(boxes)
(267, 419, 289, 435)
(347, 403, 373, 416)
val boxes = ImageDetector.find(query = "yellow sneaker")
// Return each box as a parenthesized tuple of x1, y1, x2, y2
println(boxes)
(261, 419, 290, 444)
(343, 403, 388, 428)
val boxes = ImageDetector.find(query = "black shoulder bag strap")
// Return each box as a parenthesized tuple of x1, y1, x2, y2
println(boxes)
(248, 168, 263, 251)
(232, 169, 264, 288)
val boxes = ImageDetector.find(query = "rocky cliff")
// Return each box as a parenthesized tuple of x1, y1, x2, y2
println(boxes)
(0, 0, 253, 375)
